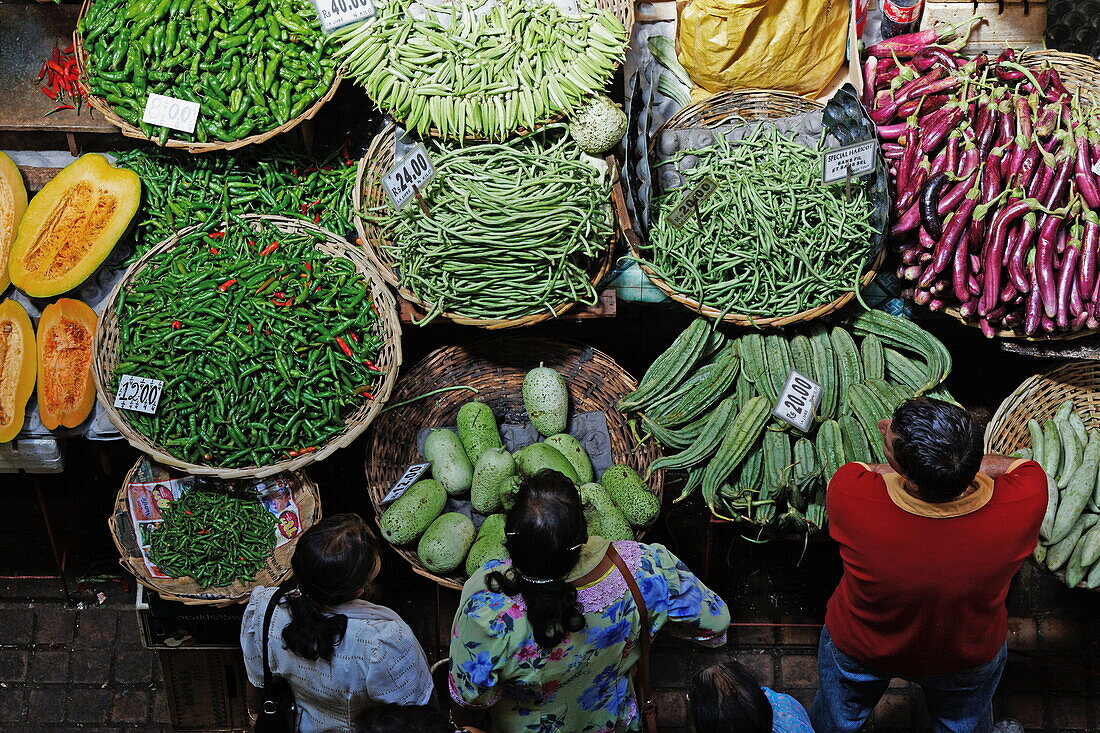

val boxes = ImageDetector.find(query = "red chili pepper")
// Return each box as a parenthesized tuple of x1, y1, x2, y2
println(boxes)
(43, 104, 74, 117)
(209, 247, 219, 254)
(37, 61, 48, 81)
(313, 212, 321, 223)
(286, 446, 318, 458)
(359, 390, 375, 400)
(247, 239, 256, 247)
(218, 279, 237, 292)
(184, 511, 193, 515)
(347, 330, 359, 343)
(197, 530, 210, 535)
(41, 85, 58, 99)
(270, 298, 294, 307)
(208, 231, 225, 239)
(335, 337, 354, 357)
(62, 42, 73, 54)
(170, 320, 182, 329)
(47, 60, 64, 74)
(246, 323, 253, 335)
(302, 263, 312, 271)
(259, 242, 279, 256)
(363, 359, 383, 373)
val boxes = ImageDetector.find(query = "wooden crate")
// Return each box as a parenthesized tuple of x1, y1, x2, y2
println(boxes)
(922, 1, 1047, 53)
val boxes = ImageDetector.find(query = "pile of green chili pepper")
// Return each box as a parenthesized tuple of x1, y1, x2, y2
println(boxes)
(114, 145, 358, 259)
(640, 124, 878, 317)
(148, 482, 277, 587)
(372, 124, 614, 323)
(79, 0, 336, 144)
(112, 218, 385, 468)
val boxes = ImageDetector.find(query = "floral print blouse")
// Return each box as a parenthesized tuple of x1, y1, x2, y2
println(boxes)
(448, 541, 730, 733)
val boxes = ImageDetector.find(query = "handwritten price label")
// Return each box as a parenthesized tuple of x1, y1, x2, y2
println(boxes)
(822, 140, 877, 184)
(381, 462, 431, 504)
(310, 0, 375, 33)
(666, 176, 718, 229)
(772, 370, 822, 433)
(383, 144, 435, 210)
(142, 93, 200, 134)
(114, 375, 165, 415)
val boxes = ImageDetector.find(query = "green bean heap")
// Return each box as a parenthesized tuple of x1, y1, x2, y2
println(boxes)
(334, 0, 627, 139)
(642, 125, 878, 318)
(114, 146, 358, 259)
(148, 483, 277, 587)
(79, 0, 336, 145)
(112, 220, 385, 468)
(377, 124, 614, 323)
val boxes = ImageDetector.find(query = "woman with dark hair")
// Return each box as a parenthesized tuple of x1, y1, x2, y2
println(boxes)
(689, 660, 812, 732)
(448, 470, 729, 732)
(240, 513, 433, 731)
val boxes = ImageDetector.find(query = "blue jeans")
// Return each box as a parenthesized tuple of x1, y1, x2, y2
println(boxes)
(810, 626, 1007, 733)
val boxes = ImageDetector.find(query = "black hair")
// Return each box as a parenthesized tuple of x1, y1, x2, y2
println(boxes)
(485, 470, 586, 649)
(281, 513, 379, 661)
(890, 397, 983, 503)
(688, 660, 772, 733)
(353, 703, 451, 733)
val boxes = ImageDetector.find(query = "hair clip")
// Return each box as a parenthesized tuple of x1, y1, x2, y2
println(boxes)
(517, 572, 554, 584)
(568, 542, 583, 550)
(505, 531, 518, 537)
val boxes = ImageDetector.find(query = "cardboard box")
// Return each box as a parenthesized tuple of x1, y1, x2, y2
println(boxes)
(160, 648, 250, 732)
(922, 1, 1047, 54)
(135, 584, 246, 650)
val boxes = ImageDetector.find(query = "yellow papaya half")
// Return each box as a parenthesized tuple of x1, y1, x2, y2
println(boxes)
(0, 152, 29, 293)
(37, 298, 97, 430)
(9, 154, 139, 298)
(0, 299, 36, 442)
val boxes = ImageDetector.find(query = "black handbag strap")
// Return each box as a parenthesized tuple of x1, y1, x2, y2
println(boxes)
(261, 586, 288, 689)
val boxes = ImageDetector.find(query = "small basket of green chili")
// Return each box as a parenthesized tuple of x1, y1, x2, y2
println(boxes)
(73, 0, 341, 152)
(93, 214, 402, 479)
(630, 85, 891, 327)
(109, 455, 321, 606)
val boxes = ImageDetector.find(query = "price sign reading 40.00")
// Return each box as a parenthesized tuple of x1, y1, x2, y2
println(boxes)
(382, 144, 436, 210)
(114, 375, 165, 415)
(310, 0, 375, 33)
(772, 370, 822, 433)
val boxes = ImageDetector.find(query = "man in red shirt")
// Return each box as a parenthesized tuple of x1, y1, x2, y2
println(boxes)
(810, 397, 1046, 733)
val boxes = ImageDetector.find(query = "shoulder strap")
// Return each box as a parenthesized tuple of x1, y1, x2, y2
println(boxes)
(261, 586, 288, 688)
(606, 544, 657, 732)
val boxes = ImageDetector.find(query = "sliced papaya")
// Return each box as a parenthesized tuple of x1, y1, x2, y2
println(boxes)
(0, 152, 29, 294)
(37, 298, 97, 430)
(0, 299, 36, 442)
(9, 154, 139, 298)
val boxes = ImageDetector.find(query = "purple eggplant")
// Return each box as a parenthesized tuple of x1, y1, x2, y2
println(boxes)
(920, 171, 951, 239)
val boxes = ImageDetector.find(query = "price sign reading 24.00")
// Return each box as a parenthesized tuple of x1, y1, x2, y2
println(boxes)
(310, 0, 375, 33)
(114, 375, 165, 415)
(772, 370, 822, 433)
(382, 144, 436, 210)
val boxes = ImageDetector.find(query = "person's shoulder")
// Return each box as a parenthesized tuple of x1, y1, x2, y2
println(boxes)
(762, 687, 813, 731)
(994, 460, 1049, 498)
(827, 462, 885, 498)
(241, 585, 278, 624)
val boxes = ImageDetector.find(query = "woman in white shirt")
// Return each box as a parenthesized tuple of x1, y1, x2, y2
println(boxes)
(241, 514, 433, 732)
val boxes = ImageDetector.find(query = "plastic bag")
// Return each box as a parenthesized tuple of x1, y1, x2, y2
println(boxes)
(678, 0, 849, 98)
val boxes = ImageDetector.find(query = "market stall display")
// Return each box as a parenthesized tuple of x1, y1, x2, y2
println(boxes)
(355, 123, 618, 327)
(74, 0, 340, 149)
(619, 311, 954, 535)
(867, 40, 1100, 339)
(633, 86, 890, 326)
(108, 455, 320, 605)
(365, 337, 663, 589)
(114, 145, 359, 260)
(333, 0, 630, 139)
(0, 152, 28, 293)
(987, 361, 1100, 589)
(94, 215, 402, 478)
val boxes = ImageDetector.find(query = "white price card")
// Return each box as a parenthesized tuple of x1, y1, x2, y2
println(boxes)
(772, 370, 822, 433)
(1092, 158, 1100, 177)
(666, 176, 718, 229)
(822, 140, 877, 184)
(114, 375, 165, 415)
(383, 144, 436, 210)
(310, 0, 375, 33)
(142, 93, 200, 134)
(381, 462, 431, 504)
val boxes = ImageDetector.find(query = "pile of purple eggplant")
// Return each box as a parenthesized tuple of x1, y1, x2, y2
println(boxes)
(864, 23, 1100, 338)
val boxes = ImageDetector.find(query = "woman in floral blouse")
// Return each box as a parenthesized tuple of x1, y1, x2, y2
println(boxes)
(448, 470, 730, 732)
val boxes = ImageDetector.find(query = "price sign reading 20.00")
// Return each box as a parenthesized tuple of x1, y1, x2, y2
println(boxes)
(772, 370, 822, 433)
(382, 144, 436, 210)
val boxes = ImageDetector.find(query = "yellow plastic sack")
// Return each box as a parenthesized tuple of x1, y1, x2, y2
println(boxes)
(678, 0, 849, 98)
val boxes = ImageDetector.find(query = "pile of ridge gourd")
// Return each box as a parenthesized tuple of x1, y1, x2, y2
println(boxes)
(379, 366, 661, 577)
(1023, 401, 1100, 588)
(618, 310, 954, 535)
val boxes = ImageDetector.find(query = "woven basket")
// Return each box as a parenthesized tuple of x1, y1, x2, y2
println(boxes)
(636, 87, 889, 327)
(364, 337, 664, 590)
(108, 455, 321, 606)
(353, 124, 618, 329)
(92, 215, 402, 479)
(72, 0, 340, 153)
(940, 50, 1100, 340)
(985, 360, 1100, 590)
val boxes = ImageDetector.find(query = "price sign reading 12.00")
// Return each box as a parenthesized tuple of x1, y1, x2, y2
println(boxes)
(382, 144, 436, 210)
(310, 0, 375, 33)
(772, 370, 822, 433)
(114, 375, 165, 415)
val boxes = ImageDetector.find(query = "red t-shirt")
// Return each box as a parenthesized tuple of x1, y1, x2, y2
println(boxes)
(825, 460, 1046, 677)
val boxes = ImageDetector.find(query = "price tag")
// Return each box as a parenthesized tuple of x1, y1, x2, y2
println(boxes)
(822, 140, 877, 184)
(142, 93, 200, 134)
(666, 176, 718, 229)
(381, 462, 431, 504)
(383, 144, 435, 210)
(772, 370, 822, 433)
(1092, 158, 1100, 177)
(310, 0, 375, 33)
(114, 375, 165, 415)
